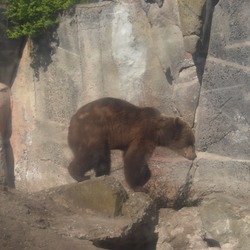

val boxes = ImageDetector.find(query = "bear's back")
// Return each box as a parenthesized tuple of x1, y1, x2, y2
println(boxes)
(68, 97, 161, 150)
(80, 97, 137, 115)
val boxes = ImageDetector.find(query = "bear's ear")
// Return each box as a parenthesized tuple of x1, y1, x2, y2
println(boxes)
(158, 114, 168, 128)
(174, 117, 184, 129)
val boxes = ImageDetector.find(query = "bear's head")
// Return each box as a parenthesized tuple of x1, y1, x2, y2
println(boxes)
(157, 116, 197, 160)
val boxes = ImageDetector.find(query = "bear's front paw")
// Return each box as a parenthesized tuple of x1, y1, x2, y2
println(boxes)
(74, 175, 91, 182)
(80, 176, 91, 182)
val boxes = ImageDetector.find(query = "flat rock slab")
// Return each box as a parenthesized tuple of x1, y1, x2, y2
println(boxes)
(48, 175, 128, 217)
(42, 176, 157, 248)
(0, 190, 102, 250)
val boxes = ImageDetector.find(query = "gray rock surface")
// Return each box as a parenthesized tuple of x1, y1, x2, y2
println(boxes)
(196, 0, 250, 157)
(45, 176, 157, 249)
(1, 0, 249, 207)
(156, 194, 250, 250)
(8, 0, 203, 193)
(193, 0, 250, 201)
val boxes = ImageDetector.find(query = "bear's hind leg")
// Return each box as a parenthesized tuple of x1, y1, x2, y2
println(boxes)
(93, 145, 111, 177)
(68, 156, 91, 182)
(68, 142, 111, 181)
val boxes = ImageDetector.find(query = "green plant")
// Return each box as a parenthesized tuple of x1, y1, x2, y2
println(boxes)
(3, 0, 94, 38)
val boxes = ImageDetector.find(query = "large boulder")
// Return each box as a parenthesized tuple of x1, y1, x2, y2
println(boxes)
(46, 176, 158, 249)
(156, 194, 250, 250)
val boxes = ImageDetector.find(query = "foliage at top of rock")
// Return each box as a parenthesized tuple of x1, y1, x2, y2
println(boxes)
(1, 0, 95, 38)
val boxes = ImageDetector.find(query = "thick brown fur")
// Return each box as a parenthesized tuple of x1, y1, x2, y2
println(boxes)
(68, 97, 196, 190)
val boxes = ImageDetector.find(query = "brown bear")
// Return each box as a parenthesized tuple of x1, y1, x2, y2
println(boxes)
(68, 97, 196, 190)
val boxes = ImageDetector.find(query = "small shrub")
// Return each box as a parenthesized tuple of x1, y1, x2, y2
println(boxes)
(3, 0, 96, 38)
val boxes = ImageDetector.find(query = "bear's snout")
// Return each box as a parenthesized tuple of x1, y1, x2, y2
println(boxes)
(186, 152, 197, 161)
(183, 146, 197, 161)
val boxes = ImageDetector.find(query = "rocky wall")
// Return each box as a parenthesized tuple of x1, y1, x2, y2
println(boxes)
(192, 0, 250, 200)
(0, 5, 24, 189)
(9, 0, 202, 192)
(1, 0, 249, 206)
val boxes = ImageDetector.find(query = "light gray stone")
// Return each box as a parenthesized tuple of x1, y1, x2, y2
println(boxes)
(195, 0, 250, 160)
(183, 35, 200, 53)
(156, 194, 250, 250)
(190, 152, 250, 200)
(199, 194, 250, 250)
(177, 0, 206, 36)
(195, 60, 250, 159)
(173, 65, 200, 126)
(156, 207, 208, 250)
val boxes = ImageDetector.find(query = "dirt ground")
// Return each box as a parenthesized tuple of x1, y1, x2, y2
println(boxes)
(0, 189, 103, 250)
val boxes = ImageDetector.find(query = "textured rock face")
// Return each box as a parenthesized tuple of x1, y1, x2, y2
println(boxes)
(156, 194, 250, 250)
(8, 0, 202, 192)
(46, 176, 157, 249)
(196, 0, 250, 157)
(1, 0, 250, 248)
(0, 6, 24, 189)
(193, 0, 250, 199)
(0, 0, 249, 207)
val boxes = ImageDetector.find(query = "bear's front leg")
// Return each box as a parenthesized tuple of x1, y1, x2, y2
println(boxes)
(123, 141, 154, 190)
(68, 157, 91, 182)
